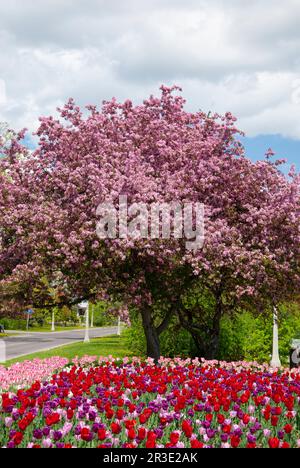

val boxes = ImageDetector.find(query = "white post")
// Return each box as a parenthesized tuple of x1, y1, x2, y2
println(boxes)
(270, 305, 281, 368)
(51, 309, 55, 332)
(84, 304, 90, 343)
(117, 315, 121, 336)
(90, 304, 94, 328)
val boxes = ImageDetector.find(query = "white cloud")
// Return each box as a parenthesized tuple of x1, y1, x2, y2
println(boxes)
(0, 79, 7, 105)
(0, 0, 300, 138)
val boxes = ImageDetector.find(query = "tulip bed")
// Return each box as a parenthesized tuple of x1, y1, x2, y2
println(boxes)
(1, 357, 300, 448)
(0, 357, 69, 391)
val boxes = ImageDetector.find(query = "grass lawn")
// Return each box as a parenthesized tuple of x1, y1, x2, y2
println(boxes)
(5, 335, 133, 366)
(0, 333, 19, 338)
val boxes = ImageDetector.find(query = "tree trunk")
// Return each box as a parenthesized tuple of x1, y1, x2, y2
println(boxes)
(141, 307, 160, 362)
(190, 331, 206, 357)
(206, 294, 222, 359)
(178, 293, 223, 360)
(205, 332, 220, 360)
(190, 330, 220, 360)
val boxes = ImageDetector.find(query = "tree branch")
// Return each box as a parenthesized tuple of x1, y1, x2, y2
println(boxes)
(31, 295, 93, 310)
(156, 307, 174, 336)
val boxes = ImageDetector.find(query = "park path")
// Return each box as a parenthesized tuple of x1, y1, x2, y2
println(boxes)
(1, 326, 117, 361)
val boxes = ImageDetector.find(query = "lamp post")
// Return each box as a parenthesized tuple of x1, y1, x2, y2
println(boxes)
(117, 315, 121, 336)
(49, 283, 58, 332)
(90, 304, 94, 328)
(51, 309, 55, 332)
(82, 302, 90, 343)
(270, 305, 281, 368)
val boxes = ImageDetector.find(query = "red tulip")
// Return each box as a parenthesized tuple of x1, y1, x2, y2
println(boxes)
(138, 427, 146, 440)
(97, 429, 107, 441)
(13, 432, 23, 446)
(191, 439, 204, 449)
(111, 422, 121, 434)
(230, 435, 240, 448)
(128, 428, 136, 440)
(283, 424, 293, 434)
(268, 438, 280, 449)
(182, 420, 193, 438)
(170, 432, 180, 445)
(81, 427, 91, 441)
(271, 416, 279, 427)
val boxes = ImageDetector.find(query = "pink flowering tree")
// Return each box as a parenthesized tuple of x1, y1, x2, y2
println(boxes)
(175, 151, 300, 358)
(0, 87, 299, 360)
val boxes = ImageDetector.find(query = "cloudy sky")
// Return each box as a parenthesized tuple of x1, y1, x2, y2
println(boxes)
(0, 0, 300, 169)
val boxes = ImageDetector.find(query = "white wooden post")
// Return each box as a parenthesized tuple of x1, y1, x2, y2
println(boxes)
(270, 305, 281, 368)
(84, 303, 90, 343)
(117, 315, 121, 336)
(90, 304, 94, 328)
(51, 309, 55, 332)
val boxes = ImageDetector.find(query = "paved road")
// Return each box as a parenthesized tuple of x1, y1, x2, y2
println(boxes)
(1, 327, 117, 361)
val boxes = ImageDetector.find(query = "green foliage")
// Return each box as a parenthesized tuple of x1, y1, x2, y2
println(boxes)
(29, 306, 78, 328)
(90, 302, 117, 327)
(123, 313, 196, 358)
(122, 316, 146, 356)
(1, 301, 116, 330)
(219, 303, 300, 364)
(219, 312, 270, 362)
(160, 324, 196, 357)
(29, 308, 50, 327)
(0, 317, 27, 330)
(124, 302, 300, 364)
